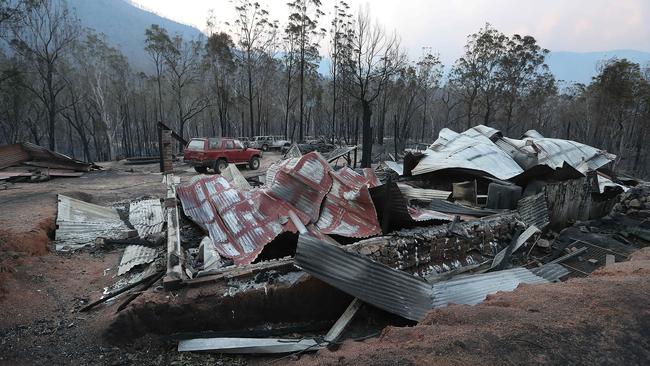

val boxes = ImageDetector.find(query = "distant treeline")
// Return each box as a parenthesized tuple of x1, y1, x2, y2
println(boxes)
(0, 0, 648, 176)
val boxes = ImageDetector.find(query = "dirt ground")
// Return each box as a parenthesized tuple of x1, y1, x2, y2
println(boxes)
(1, 153, 649, 365)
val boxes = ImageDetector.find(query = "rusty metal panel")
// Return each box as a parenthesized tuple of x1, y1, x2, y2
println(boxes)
(177, 175, 287, 265)
(315, 167, 381, 238)
(266, 152, 332, 222)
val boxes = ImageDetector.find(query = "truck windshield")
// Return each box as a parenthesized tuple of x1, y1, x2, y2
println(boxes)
(187, 140, 204, 150)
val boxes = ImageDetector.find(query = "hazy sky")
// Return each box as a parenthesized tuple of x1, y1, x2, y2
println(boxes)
(130, 0, 650, 65)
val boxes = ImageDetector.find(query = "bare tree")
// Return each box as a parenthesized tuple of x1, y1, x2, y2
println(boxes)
(7, 0, 79, 149)
(230, 0, 277, 137)
(341, 6, 405, 167)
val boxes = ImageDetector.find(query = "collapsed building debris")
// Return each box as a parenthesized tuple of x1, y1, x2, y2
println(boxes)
(27, 123, 647, 359)
(0, 142, 96, 183)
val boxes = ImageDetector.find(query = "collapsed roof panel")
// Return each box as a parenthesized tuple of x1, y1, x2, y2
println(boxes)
(411, 125, 616, 180)
(315, 167, 381, 238)
(411, 128, 525, 180)
(178, 152, 382, 265)
(55, 195, 132, 251)
(177, 175, 288, 265)
(0, 142, 94, 171)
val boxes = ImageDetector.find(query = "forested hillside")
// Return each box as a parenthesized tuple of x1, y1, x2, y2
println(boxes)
(0, 0, 649, 177)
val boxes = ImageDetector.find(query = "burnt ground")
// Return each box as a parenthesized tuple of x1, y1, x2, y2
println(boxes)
(1, 155, 649, 365)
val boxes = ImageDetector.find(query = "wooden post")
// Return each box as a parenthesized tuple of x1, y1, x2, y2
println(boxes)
(158, 123, 164, 173)
(381, 175, 392, 234)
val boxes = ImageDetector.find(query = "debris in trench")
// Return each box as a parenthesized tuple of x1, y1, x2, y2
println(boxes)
(178, 337, 320, 354)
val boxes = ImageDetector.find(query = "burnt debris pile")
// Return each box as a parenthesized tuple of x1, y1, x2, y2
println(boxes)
(52, 125, 649, 357)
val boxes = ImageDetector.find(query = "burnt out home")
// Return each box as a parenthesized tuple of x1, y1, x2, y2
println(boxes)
(59, 125, 649, 355)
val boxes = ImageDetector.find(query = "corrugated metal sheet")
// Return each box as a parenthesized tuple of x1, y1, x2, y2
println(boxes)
(295, 234, 433, 321)
(220, 164, 252, 190)
(117, 245, 159, 275)
(412, 125, 615, 180)
(129, 199, 165, 237)
(178, 152, 376, 265)
(517, 192, 550, 228)
(326, 146, 357, 163)
(265, 152, 332, 222)
(429, 198, 497, 217)
(383, 161, 403, 176)
(315, 167, 381, 238)
(55, 195, 131, 251)
(177, 175, 287, 265)
(283, 144, 302, 159)
(397, 183, 452, 202)
(431, 267, 549, 308)
(0, 143, 30, 170)
(412, 127, 524, 180)
(532, 263, 570, 282)
(597, 174, 629, 193)
(370, 182, 454, 232)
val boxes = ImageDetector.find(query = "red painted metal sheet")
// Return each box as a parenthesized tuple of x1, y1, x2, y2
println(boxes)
(0, 144, 29, 170)
(316, 167, 381, 238)
(177, 175, 290, 265)
(265, 152, 332, 222)
(178, 152, 386, 264)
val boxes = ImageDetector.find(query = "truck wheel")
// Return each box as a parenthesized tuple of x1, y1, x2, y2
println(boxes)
(213, 159, 228, 173)
(249, 156, 260, 170)
(262, 144, 269, 151)
(194, 166, 208, 174)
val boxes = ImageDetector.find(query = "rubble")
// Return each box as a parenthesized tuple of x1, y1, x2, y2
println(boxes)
(0, 142, 96, 183)
(5, 123, 649, 362)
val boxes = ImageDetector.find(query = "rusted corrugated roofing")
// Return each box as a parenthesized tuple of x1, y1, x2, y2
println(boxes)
(177, 175, 288, 265)
(315, 167, 381, 238)
(178, 152, 384, 265)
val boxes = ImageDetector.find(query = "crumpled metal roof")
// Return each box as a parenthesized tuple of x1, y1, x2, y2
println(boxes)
(265, 152, 332, 222)
(412, 127, 524, 180)
(129, 199, 165, 237)
(412, 125, 616, 179)
(178, 152, 382, 265)
(177, 175, 288, 265)
(117, 245, 159, 276)
(315, 167, 381, 238)
(220, 164, 252, 190)
(55, 195, 131, 251)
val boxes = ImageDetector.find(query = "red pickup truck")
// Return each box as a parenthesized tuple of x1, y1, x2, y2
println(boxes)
(183, 138, 262, 173)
